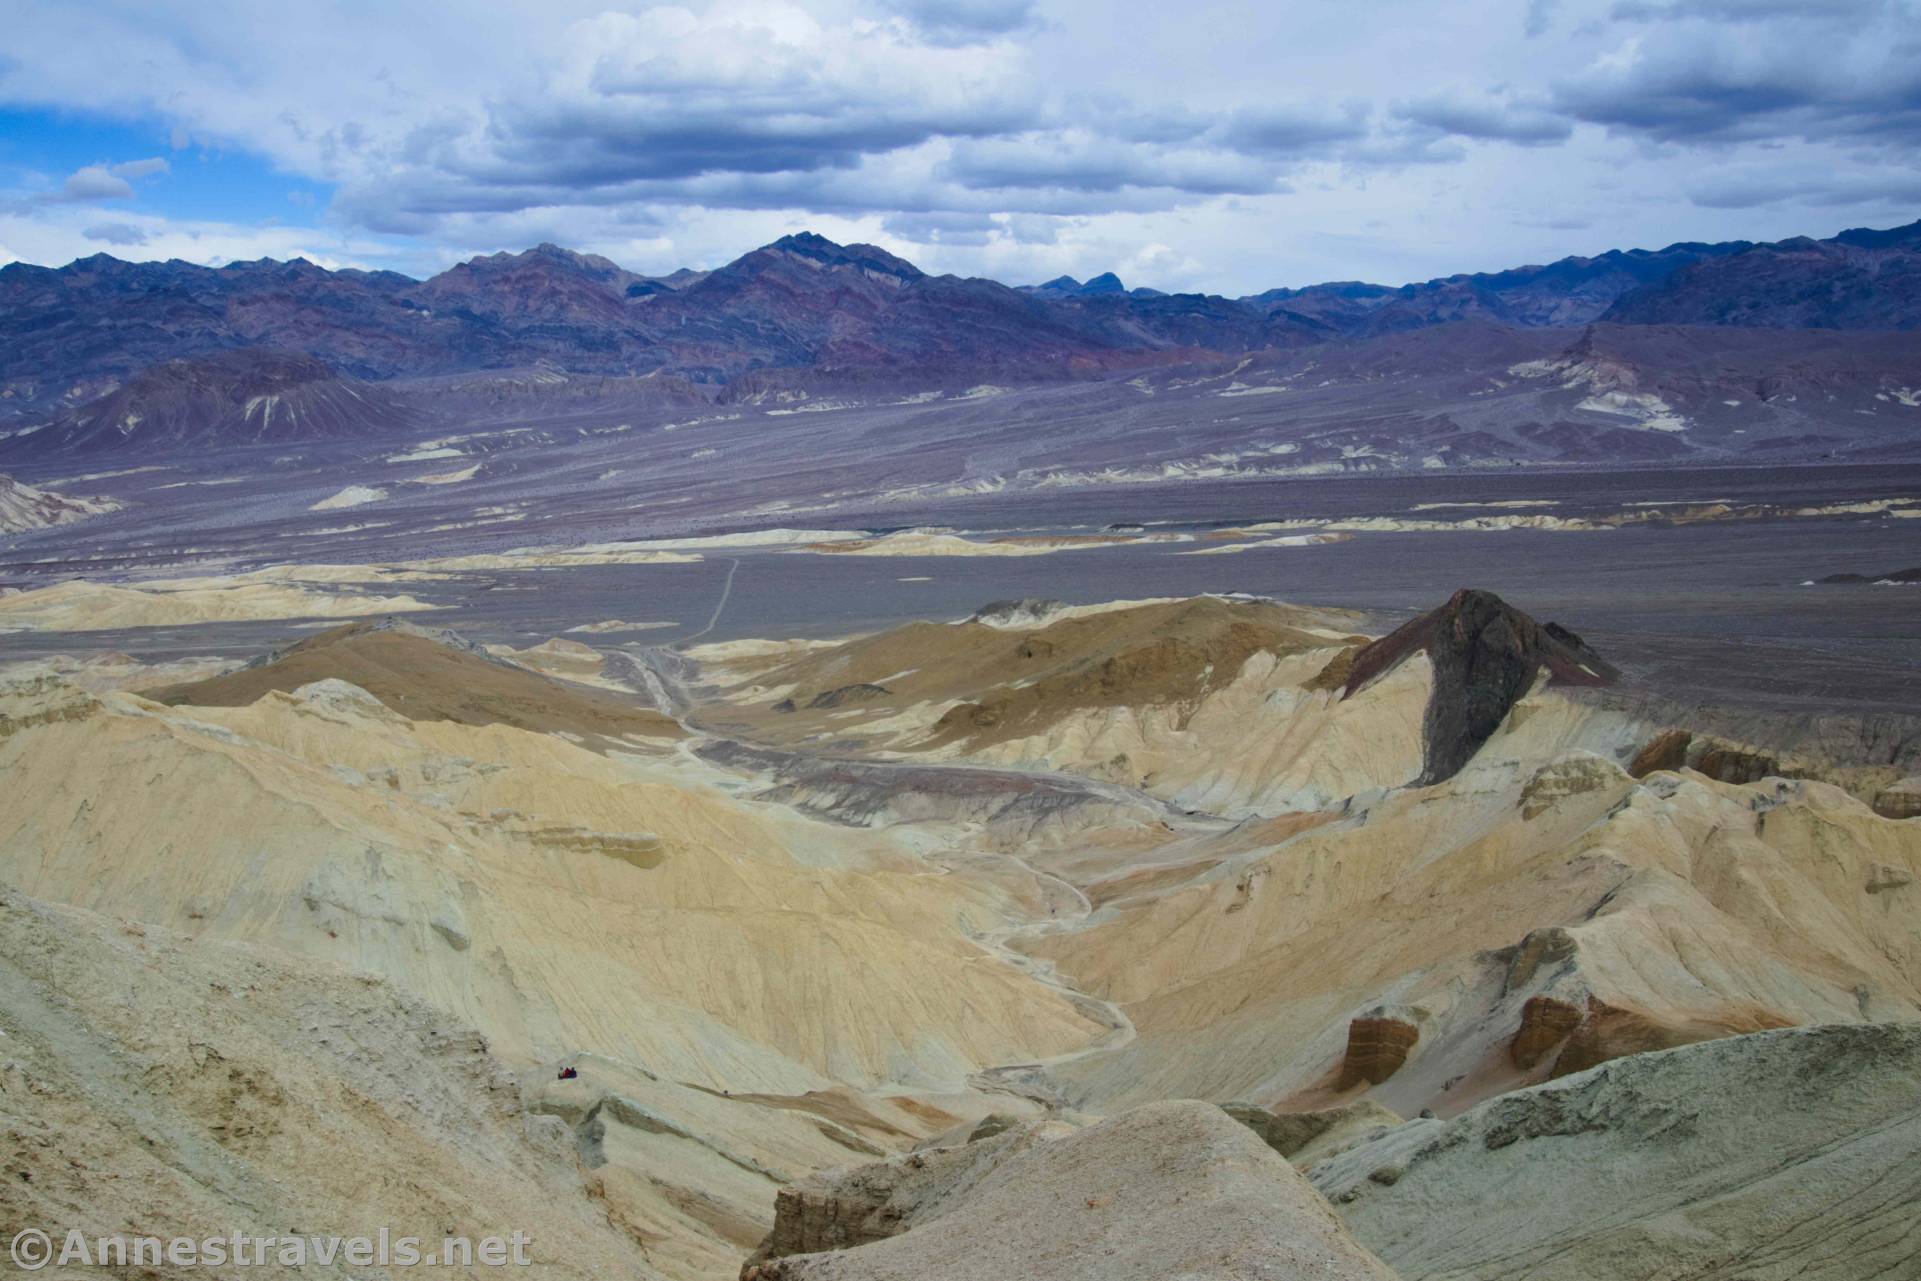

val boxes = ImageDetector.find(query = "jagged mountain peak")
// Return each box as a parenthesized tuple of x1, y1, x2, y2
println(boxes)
(1344, 587, 1618, 783)
(434, 242, 634, 283)
(1025, 271, 1129, 298)
(752, 231, 925, 283)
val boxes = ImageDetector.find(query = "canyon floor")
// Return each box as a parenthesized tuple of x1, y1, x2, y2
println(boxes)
(2, 483, 1918, 1278)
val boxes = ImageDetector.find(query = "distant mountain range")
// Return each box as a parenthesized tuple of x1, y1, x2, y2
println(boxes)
(1, 218, 1916, 455)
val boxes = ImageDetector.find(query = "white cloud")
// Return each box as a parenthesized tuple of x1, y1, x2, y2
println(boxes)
(111, 157, 171, 180)
(0, 0, 1915, 288)
(56, 166, 135, 202)
(82, 221, 150, 245)
(0, 205, 376, 271)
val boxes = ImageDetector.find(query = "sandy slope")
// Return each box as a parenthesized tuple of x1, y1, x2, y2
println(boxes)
(0, 888, 660, 1280)
(0, 575, 437, 632)
(0, 655, 1115, 1277)
(150, 623, 681, 744)
(690, 595, 1921, 1122)
(4, 589, 1918, 1279)
(0, 675, 1102, 1096)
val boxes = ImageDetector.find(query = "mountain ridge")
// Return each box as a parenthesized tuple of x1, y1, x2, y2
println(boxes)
(2, 218, 1916, 441)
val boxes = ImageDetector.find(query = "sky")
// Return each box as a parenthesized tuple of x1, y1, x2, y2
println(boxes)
(1, 0, 1918, 293)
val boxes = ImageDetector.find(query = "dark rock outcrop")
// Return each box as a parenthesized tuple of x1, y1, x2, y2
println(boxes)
(1336, 1016, 1421, 1088)
(1627, 728, 1791, 786)
(1223, 1099, 1405, 1162)
(1817, 566, 1921, 584)
(1548, 996, 1791, 1079)
(1626, 727, 1692, 777)
(1345, 589, 1618, 784)
(1509, 995, 1584, 1070)
(1873, 777, 1921, 820)
(1693, 743, 1780, 785)
(805, 683, 893, 710)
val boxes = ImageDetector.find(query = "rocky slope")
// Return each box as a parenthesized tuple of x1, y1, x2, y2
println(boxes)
(148, 619, 683, 746)
(1310, 1023, 1921, 1280)
(13, 349, 425, 455)
(0, 887, 663, 1280)
(1341, 587, 1617, 783)
(1605, 218, 1921, 330)
(694, 592, 1921, 1124)
(742, 1101, 1399, 1281)
(1254, 235, 1754, 335)
(0, 471, 121, 532)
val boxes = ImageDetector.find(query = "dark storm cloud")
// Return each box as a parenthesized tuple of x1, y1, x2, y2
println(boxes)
(943, 133, 1279, 195)
(1553, 56, 1921, 144)
(326, 8, 1410, 236)
(488, 113, 937, 185)
(1553, 0, 1921, 144)
(345, 4, 1048, 215)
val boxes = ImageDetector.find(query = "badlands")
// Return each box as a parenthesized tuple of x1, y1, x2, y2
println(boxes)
(2, 586, 1918, 1280)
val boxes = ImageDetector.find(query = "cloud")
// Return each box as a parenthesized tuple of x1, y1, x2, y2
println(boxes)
(81, 221, 150, 245)
(111, 156, 171, 179)
(17, 157, 171, 209)
(55, 165, 135, 202)
(506, 7, 1038, 175)
(1212, 105, 1372, 157)
(321, 4, 1065, 230)
(1395, 92, 1575, 144)
(1550, 2, 1921, 144)
(1609, 0, 1879, 22)
(944, 132, 1281, 195)
(881, 208, 1001, 245)
(315, 6, 1435, 237)
(4, 0, 1917, 291)
(878, 0, 1039, 44)
(0, 203, 376, 273)
(1687, 163, 1921, 209)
